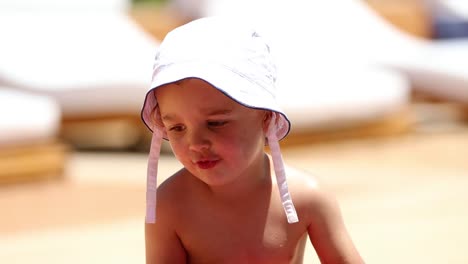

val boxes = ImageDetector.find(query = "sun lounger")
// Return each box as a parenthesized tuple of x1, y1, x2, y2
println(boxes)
(0, 88, 68, 184)
(0, 1, 159, 150)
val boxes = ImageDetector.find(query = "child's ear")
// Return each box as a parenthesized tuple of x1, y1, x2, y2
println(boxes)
(262, 111, 273, 133)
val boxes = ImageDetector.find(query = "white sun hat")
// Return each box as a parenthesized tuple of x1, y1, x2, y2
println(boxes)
(141, 16, 298, 224)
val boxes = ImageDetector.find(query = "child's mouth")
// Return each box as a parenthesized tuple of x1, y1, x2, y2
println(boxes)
(196, 160, 219, 169)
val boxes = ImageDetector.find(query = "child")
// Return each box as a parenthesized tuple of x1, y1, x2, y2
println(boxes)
(141, 17, 364, 263)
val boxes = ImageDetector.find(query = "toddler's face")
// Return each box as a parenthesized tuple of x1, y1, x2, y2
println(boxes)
(155, 78, 269, 187)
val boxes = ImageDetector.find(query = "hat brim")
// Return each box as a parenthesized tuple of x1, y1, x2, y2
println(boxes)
(140, 61, 290, 140)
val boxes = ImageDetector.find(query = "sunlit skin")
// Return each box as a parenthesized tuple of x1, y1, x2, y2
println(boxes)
(155, 79, 268, 192)
(145, 78, 364, 264)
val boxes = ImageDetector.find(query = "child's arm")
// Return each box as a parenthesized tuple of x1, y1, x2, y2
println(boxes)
(306, 190, 364, 264)
(145, 221, 186, 263)
(145, 171, 188, 263)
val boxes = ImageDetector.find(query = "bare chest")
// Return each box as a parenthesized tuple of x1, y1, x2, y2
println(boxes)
(176, 205, 307, 264)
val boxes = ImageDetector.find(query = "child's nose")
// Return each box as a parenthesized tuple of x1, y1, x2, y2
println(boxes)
(188, 129, 210, 152)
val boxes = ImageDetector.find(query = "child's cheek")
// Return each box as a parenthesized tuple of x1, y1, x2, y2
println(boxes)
(216, 137, 241, 157)
(169, 142, 191, 167)
(167, 138, 185, 156)
(169, 137, 183, 149)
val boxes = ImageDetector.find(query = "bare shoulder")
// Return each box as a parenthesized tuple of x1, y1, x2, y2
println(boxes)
(146, 169, 190, 263)
(285, 166, 365, 263)
(284, 165, 321, 194)
(284, 166, 340, 222)
(285, 165, 327, 201)
(156, 168, 193, 215)
(157, 168, 189, 195)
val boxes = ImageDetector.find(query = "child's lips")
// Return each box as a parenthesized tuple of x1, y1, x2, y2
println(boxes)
(195, 159, 220, 169)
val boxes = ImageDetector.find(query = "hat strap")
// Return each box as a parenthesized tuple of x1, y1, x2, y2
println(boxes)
(267, 113, 299, 224)
(146, 127, 163, 224)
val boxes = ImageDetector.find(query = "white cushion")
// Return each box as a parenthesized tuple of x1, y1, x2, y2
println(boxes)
(0, 88, 60, 146)
(0, 12, 158, 118)
(395, 39, 468, 103)
(278, 67, 409, 132)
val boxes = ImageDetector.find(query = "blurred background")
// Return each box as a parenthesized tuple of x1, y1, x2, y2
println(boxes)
(1, 0, 467, 263)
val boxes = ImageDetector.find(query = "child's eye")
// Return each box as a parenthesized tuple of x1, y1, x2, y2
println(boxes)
(207, 121, 227, 127)
(169, 125, 185, 132)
